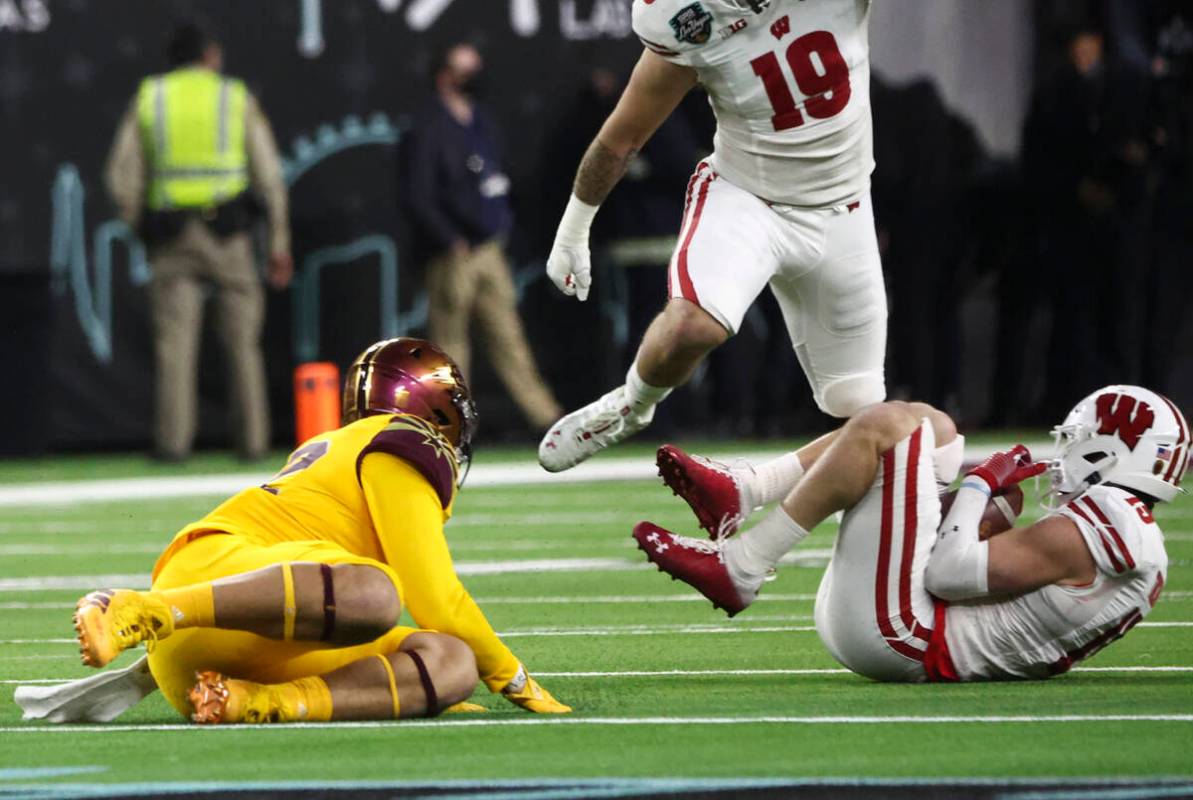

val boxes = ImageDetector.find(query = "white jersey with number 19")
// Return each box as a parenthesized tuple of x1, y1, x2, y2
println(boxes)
(633, 0, 874, 208)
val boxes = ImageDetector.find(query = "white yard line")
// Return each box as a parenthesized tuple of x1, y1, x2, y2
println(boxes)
(0, 544, 163, 556)
(4, 619, 1188, 648)
(534, 666, 1193, 677)
(7, 619, 1183, 643)
(5, 665, 1192, 686)
(0, 593, 821, 610)
(2, 713, 1190, 733)
(0, 540, 636, 556)
(0, 558, 650, 592)
(0, 445, 1045, 508)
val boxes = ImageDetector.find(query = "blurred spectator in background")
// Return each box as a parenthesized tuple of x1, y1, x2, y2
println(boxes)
(401, 42, 562, 432)
(1020, 17, 1150, 420)
(105, 21, 292, 462)
(872, 75, 982, 416)
(1139, 3, 1193, 395)
(547, 69, 707, 430)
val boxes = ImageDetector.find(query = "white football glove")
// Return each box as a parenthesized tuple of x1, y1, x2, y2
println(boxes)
(546, 194, 600, 302)
(546, 242, 592, 301)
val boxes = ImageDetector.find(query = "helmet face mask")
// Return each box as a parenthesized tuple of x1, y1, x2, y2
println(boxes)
(343, 338, 477, 486)
(1044, 385, 1189, 509)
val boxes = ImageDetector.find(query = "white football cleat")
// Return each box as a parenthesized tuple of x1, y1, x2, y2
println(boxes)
(538, 385, 654, 472)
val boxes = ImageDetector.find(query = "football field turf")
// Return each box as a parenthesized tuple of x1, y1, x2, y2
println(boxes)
(1, 444, 1191, 797)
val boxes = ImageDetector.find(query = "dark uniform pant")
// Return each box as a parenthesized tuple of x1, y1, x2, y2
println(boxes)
(148, 218, 269, 458)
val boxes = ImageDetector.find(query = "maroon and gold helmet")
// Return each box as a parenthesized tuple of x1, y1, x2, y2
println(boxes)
(342, 338, 478, 480)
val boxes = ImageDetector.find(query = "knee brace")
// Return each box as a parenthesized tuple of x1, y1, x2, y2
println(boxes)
(816, 373, 886, 418)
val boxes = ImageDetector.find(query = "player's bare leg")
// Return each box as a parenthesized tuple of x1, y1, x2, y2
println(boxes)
(636, 402, 956, 614)
(635, 299, 729, 386)
(189, 632, 479, 724)
(539, 299, 728, 472)
(75, 562, 400, 667)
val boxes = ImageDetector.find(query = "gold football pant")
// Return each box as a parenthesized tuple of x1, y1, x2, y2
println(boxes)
(148, 533, 420, 717)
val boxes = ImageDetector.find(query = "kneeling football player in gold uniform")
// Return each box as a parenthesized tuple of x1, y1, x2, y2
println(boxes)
(70, 338, 569, 723)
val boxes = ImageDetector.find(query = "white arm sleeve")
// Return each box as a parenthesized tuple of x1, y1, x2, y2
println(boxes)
(925, 478, 991, 601)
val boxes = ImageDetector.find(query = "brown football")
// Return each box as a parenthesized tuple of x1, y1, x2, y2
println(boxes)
(939, 484, 1025, 540)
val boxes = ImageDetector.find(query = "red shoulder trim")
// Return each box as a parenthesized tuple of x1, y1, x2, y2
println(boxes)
(1082, 496, 1136, 570)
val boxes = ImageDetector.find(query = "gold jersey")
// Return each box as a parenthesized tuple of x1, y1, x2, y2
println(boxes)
(152, 413, 520, 691)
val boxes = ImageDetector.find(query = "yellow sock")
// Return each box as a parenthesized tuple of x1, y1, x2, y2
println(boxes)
(289, 677, 333, 721)
(151, 584, 215, 629)
(375, 654, 402, 719)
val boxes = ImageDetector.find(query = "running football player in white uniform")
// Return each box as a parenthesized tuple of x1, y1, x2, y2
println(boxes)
(540, 0, 884, 472)
(633, 385, 1181, 682)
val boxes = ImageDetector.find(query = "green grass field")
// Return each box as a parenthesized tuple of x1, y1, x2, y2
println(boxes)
(1, 444, 1191, 797)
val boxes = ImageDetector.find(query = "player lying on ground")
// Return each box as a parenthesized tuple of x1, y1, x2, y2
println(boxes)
(633, 385, 1182, 681)
(50, 339, 568, 723)
(540, 0, 887, 472)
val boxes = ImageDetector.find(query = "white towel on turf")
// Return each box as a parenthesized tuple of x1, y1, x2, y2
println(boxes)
(14, 654, 158, 723)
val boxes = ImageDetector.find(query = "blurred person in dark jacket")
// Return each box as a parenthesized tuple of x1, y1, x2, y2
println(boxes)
(105, 22, 292, 462)
(872, 75, 981, 415)
(1021, 20, 1150, 419)
(400, 43, 561, 431)
(1139, 4, 1193, 395)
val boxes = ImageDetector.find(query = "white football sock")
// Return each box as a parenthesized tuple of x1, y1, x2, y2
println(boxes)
(736, 452, 805, 510)
(723, 505, 809, 583)
(933, 434, 966, 492)
(624, 361, 672, 415)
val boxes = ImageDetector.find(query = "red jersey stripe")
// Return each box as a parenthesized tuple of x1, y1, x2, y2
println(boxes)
(1082, 496, 1136, 570)
(876, 445, 926, 662)
(669, 163, 708, 297)
(675, 171, 714, 304)
(1158, 393, 1188, 486)
(1066, 502, 1125, 573)
(899, 426, 930, 643)
(876, 448, 898, 642)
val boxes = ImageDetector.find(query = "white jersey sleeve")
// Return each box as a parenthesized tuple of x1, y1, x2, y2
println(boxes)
(1057, 484, 1161, 578)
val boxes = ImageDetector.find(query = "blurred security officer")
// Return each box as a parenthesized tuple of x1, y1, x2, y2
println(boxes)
(401, 42, 562, 432)
(106, 22, 291, 462)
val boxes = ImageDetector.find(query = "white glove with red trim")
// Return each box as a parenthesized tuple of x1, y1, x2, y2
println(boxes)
(546, 194, 598, 302)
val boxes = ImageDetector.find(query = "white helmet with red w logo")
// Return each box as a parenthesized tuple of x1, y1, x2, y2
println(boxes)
(1048, 385, 1190, 505)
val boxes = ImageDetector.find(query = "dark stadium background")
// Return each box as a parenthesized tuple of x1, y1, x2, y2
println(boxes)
(1, 0, 1190, 454)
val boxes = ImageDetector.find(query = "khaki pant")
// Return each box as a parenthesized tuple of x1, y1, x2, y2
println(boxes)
(148, 218, 269, 459)
(425, 240, 561, 429)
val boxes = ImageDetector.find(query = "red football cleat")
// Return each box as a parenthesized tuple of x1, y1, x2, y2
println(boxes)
(632, 522, 756, 617)
(656, 445, 745, 537)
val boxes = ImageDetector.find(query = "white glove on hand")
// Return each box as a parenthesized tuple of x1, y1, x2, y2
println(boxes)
(547, 194, 599, 302)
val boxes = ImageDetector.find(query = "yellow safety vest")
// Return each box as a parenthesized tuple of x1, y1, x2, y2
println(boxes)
(137, 68, 249, 211)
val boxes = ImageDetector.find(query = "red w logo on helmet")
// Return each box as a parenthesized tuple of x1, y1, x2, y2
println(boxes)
(1096, 393, 1155, 450)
